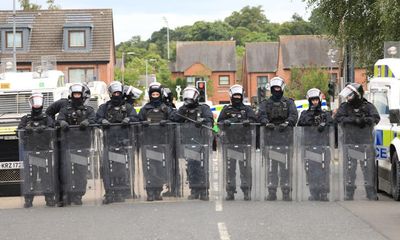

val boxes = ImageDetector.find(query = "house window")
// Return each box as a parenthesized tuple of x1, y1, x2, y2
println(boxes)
(6, 31, 22, 48)
(257, 76, 268, 88)
(219, 75, 230, 85)
(68, 68, 94, 83)
(69, 30, 85, 48)
(186, 77, 204, 87)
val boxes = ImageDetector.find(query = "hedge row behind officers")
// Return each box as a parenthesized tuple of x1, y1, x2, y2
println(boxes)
(19, 76, 380, 207)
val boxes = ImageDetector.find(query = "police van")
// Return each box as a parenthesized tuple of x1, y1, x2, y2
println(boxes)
(369, 50, 400, 200)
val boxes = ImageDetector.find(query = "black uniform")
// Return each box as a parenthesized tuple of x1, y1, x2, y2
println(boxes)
(45, 98, 69, 120)
(258, 96, 298, 200)
(57, 103, 96, 205)
(218, 103, 256, 200)
(172, 103, 214, 200)
(335, 98, 380, 200)
(139, 102, 175, 201)
(18, 112, 55, 207)
(298, 105, 333, 201)
(96, 100, 139, 203)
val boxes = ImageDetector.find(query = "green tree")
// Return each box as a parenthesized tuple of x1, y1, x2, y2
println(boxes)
(19, 0, 41, 10)
(286, 67, 330, 101)
(225, 5, 269, 32)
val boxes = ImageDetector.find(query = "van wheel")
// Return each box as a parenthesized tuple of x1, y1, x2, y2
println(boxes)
(391, 151, 400, 201)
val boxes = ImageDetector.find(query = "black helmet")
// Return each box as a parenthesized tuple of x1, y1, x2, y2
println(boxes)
(339, 83, 364, 100)
(148, 82, 163, 101)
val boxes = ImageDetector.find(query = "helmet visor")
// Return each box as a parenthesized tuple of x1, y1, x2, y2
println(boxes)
(306, 89, 321, 100)
(183, 88, 199, 101)
(229, 85, 243, 97)
(270, 78, 284, 89)
(29, 95, 43, 108)
(109, 83, 123, 94)
(70, 84, 84, 93)
(339, 86, 358, 101)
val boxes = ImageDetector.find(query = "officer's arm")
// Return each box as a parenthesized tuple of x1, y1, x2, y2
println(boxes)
(287, 100, 299, 126)
(246, 106, 257, 123)
(17, 116, 28, 129)
(45, 102, 57, 120)
(138, 107, 147, 121)
(56, 108, 67, 122)
(217, 106, 228, 123)
(202, 105, 214, 127)
(334, 104, 347, 123)
(46, 116, 55, 128)
(257, 101, 268, 124)
(297, 111, 312, 126)
(95, 104, 107, 123)
(166, 106, 176, 122)
(324, 111, 334, 126)
(126, 105, 139, 122)
(170, 107, 185, 122)
(86, 107, 96, 124)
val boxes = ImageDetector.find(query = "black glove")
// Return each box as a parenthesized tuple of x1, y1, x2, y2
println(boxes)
(122, 117, 130, 126)
(25, 126, 33, 134)
(35, 125, 46, 133)
(195, 121, 202, 128)
(278, 122, 289, 132)
(317, 122, 326, 132)
(101, 119, 110, 128)
(342, 117, 354, 124)
(265, 123, 275, 130)
(142, 121, 150, 127)
(355, 117, 366, 128)
(365, 117, 374, 126)
(79, 120, 90, 130)
(223, 120, 231, 127)
(60, 121, 69, 131)
(159, 120, 168, 127)
(242, 120, 251, 127)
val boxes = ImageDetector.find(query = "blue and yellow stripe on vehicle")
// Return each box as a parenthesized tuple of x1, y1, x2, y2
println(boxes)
(374, 64, 396, 78)
(375, 129, 393, 146)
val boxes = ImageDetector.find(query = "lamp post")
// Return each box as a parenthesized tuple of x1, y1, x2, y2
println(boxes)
(328, 48, 338, 109)
(163, 16, 170, 61)
(145, 58, 156, 90)
(121, 51, 135, 84)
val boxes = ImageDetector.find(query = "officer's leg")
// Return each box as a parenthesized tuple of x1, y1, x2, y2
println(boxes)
(226, 157, 237, 201)
(239, 147, 252, 201)
(279, 148, 292, 201)
(320, 149, 331, 201)
(266, 157, 278, 201)
(307, 159, 320, 201)
(363, 146, 377, 200)
(344, 150, 357, 200)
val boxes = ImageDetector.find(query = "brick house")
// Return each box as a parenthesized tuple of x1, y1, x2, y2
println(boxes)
(243, 35, 367, 104)
(170, 41, 236, 104)
(0, 9, 115, 84)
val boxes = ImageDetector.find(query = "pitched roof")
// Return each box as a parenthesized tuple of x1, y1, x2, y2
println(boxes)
(0, 9, 114, 63)
(280, 35, 339, 69)
(245, 42, 279, 73)
(173, 41, 236, 72)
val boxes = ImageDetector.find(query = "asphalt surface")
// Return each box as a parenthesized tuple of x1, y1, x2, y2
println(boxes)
(0, 194, 399, 240)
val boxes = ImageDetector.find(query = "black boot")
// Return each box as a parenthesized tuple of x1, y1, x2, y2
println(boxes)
(199, 189, 209, 201)
(103, 191, 115, 204)
(366, 187, 378, 200)
(225, 190, 235, 201)
(188, 188, 199, 200)
(265, 188, 277, 201)
(320, 192, 329, 202)
(146, 190, 154, 201)
(242, 188, 251, 201)
(345, 186, 355, 201)
(154, 189, 163, 201)
(282, 189, 292, 201)
(45, 194, 56, 207)
(71, 194, 83, 205)
(24, 196, 33, 208)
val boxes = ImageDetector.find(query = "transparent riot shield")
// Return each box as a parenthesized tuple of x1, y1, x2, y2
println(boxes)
(217, 123, 256, 201)
(59, 126, 100, 206)
(295, 126, 338, 201)
(176, 122, 214, 201)
(18, 128, 58, 208)
(338, 125, 377, 201)
(101, 124, 135, 204)
(260, 126, 294, 201)
(136, 123, 176, 201)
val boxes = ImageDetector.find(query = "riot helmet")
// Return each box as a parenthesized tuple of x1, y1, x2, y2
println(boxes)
(29, 91, 44, 116)
(108, 81, 124, 106)
(229, 84, 244, 107)
(123, 85, 143, 105)
(148, 82, 163, 105)
(82, 83, 91, 105)
(69, 83, 85, 107)
(306, 88, 322, 109)
(339, 83, 364, 107)
(182, 86, 199, 107)
(269, 77, 285, 100)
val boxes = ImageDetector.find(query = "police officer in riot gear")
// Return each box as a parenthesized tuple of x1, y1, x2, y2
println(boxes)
(335, 83, 380, 200)
(46, 83, 91, 120)
(298, 88, 333, 201)
(18, 92, 55, 208)
(139, 82, 175, 201)
(123, 85, 143, 105)
(163, 87, 176, 109)
(57, 83, 96, 206)
(96, 81, 139, 204)
(258, 77, 298, 201)
(218, 84, 256, 201)
(172, 86, 214, 200)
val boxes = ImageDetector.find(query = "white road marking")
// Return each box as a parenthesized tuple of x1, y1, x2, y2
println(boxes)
(215, 198, 223, 212)
(218, 222, 231, 240)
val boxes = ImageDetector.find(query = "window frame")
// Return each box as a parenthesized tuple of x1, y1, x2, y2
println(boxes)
(68, 68, 95, 83)
(68, 30, 86, 48)
(219, 75, 230, 86)
(5, 31, 23, 49)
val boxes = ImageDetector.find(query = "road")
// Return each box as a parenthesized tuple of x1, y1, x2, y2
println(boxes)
(0, 194, 399, 240)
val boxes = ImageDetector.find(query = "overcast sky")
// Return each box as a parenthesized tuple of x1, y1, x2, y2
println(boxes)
(0, 0, 311, 44)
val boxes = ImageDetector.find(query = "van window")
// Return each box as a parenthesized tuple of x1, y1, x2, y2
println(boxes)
(371, 90, 389, 114)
